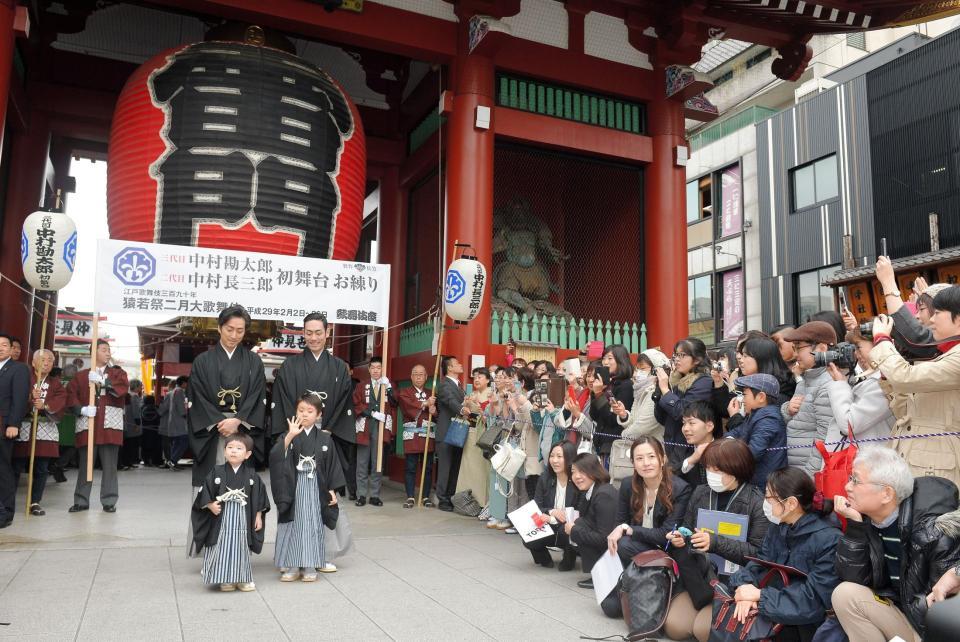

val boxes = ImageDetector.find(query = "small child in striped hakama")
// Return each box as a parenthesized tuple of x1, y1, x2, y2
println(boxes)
(269, 393, 346, 583)
(191, 433, 270, 592)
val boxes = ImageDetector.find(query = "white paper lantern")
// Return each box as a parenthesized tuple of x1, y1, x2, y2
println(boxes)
(21, 211, 78, 291)
(443, 257, 487, 322)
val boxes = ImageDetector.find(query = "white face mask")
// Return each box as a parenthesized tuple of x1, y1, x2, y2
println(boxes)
(762, 499, 781, 525)
(706, 470, 728, 493)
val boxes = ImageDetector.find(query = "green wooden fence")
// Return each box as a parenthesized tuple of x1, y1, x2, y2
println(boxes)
(398, 321, 434, 356)
(491, 311, 647, 353)
(396, 314, 648, 357)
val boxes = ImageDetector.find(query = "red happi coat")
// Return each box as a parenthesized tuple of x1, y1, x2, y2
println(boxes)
(395, 385, 436, 455)
(352, 379, 395, 447)
(65, 366, 129, 448)
(15, 373, 67, 459)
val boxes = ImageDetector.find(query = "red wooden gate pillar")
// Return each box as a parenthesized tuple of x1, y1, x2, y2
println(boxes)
(644, 94, 688, 350)
(0, 115, 50, 357)
(377, 165, 407, 365)
(443, 29, 495, 368)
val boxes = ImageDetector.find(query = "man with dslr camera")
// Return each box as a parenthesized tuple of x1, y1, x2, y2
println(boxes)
(866, 285, 960, 486)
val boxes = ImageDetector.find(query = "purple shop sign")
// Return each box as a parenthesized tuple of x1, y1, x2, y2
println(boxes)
(722, 269, 745, 341)
(721, 164, 742, 237)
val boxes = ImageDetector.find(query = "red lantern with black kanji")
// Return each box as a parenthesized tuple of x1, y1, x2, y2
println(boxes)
(107, 40, 365, 259)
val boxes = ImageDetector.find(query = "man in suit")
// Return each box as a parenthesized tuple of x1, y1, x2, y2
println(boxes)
(0, 333, 31, 527)
(434, 355, 466, 512)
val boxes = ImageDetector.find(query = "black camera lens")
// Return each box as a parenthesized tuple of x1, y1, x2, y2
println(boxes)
(812, 342, 858, 371)
(858, 322, 873, 339)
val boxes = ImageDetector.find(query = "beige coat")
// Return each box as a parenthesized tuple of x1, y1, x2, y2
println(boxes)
(871, 340, 960, 486)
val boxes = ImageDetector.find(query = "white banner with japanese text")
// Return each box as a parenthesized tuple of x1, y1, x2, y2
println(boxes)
(93, 239, 390, 327)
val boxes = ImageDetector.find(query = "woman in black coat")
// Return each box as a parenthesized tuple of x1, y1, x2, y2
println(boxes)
(606, 436, 693, 563)
(653, 338, 714, 472)
(589, 344, 634, 452)
(524, 441, 581, 571)
(662, 439, 770, 642)
(567, 452, 619, 588)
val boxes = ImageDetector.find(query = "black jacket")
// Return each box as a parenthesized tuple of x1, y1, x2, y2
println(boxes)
(836, 476, 960, 635)
(681, 483, 769, 566)
(616, 474, 693, 548)
(533, 472, 580, 513)
(653, 374, 713, 471)
(0, 359, 30, 429)
(570, 482, 619, 571)
(589, 378, 634, 447)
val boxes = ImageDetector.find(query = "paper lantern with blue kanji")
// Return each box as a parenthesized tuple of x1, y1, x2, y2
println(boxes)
(21, 211, 78, 292)
(444, 258, 488, 322)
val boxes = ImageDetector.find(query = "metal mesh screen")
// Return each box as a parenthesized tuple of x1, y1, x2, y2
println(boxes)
(492, 145, 644, 332)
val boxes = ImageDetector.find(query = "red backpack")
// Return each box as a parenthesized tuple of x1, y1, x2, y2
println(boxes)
(814, 423, 857, 528)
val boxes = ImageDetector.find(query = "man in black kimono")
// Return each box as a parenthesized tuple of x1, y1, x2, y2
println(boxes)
(270, 313, 356, 497)
(188, 305, 266, 488)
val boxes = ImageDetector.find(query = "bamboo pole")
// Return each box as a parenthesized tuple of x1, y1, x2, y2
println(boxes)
(25, 297, 51, 518)
(417, 321, 445, 508)
(86, 316, 99, 482)
(375, 325, 390, 473)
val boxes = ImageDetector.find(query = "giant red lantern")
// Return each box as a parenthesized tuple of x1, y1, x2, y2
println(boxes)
(108, 40, 365, 259)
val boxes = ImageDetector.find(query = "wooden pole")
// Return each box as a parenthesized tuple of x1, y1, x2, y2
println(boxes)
(25, 297, 51, 518)
(375, 325, 390, 473)
(417, 321, 445, 508)
(86, 315, 99, 483)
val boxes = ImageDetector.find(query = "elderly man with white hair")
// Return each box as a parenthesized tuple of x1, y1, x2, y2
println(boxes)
(832, 446, 960, 642)
(14, 348, 66, 516)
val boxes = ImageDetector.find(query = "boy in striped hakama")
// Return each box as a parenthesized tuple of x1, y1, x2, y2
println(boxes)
(270, 393, 345, 582)
(191, 433, 269, 592)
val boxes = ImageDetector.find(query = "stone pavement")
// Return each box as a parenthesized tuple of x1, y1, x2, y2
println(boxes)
(0, 466, 663, 641)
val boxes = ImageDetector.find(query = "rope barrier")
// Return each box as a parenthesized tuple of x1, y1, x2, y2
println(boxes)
(473, 412, 960, 453)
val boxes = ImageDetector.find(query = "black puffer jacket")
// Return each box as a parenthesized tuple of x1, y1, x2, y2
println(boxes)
(835, 476, 960, 635)
(682, 483, 769, 566)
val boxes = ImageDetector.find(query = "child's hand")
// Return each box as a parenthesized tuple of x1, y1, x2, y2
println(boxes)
(254, 512, 263, 532)
(727, 396, 742, 418)
(207, 501, 221, 516)
(287, 416, 305, 435)
(328, 490, 338, 506)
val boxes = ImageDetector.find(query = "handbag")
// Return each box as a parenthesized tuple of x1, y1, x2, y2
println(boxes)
(597, 549, 678, 638)
(610, 438, 634, 482)
(323, 509, 353, 559)
(451, 489, 483, 517)
(490, 439, 526, 497)
(443, 417, 470, 448)
(709, 558, 806, 642)
(476, 416, 504, 456)
(815, 422, 857, 527)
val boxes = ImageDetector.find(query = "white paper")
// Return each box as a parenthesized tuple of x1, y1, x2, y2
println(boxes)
(562, 358, 582, 380)
(564, 507, 580, 524)
(591, 550, 624, 605)
(507, 500, 554, 544)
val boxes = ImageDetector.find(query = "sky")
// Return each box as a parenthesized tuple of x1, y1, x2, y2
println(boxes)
(59, 158, 154, 366)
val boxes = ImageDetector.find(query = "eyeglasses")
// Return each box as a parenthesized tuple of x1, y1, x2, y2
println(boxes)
(672, 352, 691, 360)
(793, 343, 813, 352)
(848, 474, 887, 488)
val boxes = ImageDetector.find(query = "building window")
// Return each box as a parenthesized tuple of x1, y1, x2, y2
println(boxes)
(713, 70, 734, 87)
(686, 175, 713, 225)
(791, 154, 838, 211)
(795, 265, 840, 326)
(688, 274, 715, 344)
(745, 48, 772, 69)
(686, 181, 699, 223)
(846, 32, 867, 51)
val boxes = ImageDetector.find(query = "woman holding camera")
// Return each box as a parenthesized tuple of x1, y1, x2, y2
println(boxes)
(823, 329, 895, 444)
(868, 286, 960, 486)
(612, 349, 669, 443)
(455, 367, 494, 508)
(589, 345, 634, 452)
(653, 338, 714, 473)
(662, 439, 769, 642)
(483, 367, 531, 530)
